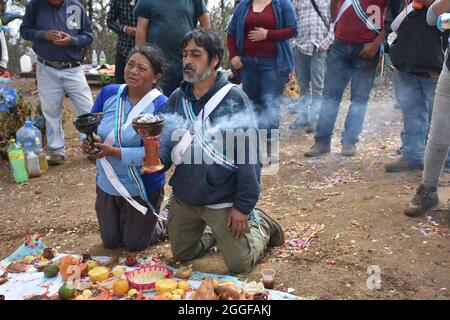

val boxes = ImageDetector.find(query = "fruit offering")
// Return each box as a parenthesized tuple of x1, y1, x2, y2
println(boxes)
(88, 266, 110, 283)
(155, 279, 178, 295)
(43, 264, 59, 278)
(113, 279, 130, 297)
(58, 284, 76, 300)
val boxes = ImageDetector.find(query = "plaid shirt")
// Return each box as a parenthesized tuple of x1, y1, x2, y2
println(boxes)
(292, 0, 334, 56)
(107, 0, 138, 57)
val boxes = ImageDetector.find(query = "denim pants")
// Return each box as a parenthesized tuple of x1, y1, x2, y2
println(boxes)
(422, 64, 450, 186)
(394, 69, 442, 163)
(240, 56, 288, 136)
(315, 40, 379, 146)
(293, 47, 327, 126)
(36, 63, 93, 156)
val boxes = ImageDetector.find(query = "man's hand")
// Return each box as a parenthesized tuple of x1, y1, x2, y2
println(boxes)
(359, 40, 381, 59)
(230, 56, 243, 71)
(227, 208, 249, 240)
(248, 27, 268, 42)
(44, 30, 63, 42)
(124, 26, 137, 37)
(53, 32, 71, 46)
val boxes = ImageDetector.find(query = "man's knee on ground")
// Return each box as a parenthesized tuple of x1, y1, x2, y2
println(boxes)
(225, 259, 254, 275)
(223, 251, 255, 275)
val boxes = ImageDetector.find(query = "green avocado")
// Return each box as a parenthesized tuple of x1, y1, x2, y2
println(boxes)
(58, 284, 76, 300)
(43, 264, 59, 278)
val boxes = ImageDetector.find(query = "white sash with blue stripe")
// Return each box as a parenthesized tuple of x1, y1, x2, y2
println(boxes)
(99, 85, 163, 216)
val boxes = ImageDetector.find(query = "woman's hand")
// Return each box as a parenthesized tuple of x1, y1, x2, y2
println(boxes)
(231, 56, 244, 70)
(93, 143, 120, 159)
(81, 135, 100, 154)
(248, 27, 268, 42)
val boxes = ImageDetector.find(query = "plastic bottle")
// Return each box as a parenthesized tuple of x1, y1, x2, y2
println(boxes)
(36, 146, 48, 174)
(7, 139, 29, 184)
(99, 51, 106, 66)
(92, 49, 98, 66)
(26, 151, 41, 178)
(16, 120, 42, 154)
(438, 13, 450, 31)
(20, 55, 32, 73)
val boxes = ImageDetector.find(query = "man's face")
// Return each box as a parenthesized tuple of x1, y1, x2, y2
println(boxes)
(182, 39, 217, 83)
(48, 0, 64, 8)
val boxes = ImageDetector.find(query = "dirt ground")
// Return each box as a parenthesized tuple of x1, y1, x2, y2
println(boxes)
(0, 77, 449, 300)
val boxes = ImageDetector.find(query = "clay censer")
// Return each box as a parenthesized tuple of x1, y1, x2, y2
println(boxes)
(73, 113, 101, 154)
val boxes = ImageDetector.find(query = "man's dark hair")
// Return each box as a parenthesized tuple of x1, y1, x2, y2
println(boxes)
(182, 28, 223, 70)
(127, 44, 165, 76)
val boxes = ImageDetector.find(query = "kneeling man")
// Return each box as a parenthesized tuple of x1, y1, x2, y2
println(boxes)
(160, 28, 283, 274)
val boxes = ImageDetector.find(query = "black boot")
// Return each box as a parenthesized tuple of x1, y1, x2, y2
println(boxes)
(404, 183, 439, 217)
(256, 209, 284, 247)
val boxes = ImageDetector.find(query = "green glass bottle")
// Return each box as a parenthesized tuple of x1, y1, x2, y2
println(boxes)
(7, 139, 29, 184)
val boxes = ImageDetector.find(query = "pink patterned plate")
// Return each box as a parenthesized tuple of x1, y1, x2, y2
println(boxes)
(126, 265, 173, 291)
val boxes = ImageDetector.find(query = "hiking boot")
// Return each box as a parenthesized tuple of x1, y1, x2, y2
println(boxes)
(48, 154, 65, 166)
(404, 183, 439, 217)
(256, 209, 285, 247)
(341, 144, 357, 157)
(304, 142, 330, 157)
(385, 157, 423, 172)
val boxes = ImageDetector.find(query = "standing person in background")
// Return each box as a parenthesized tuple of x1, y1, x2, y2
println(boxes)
(134, 0, 211, 96)
(0, 19, 10, 77)
(304, 0, 387, 158)
(226, 0, 297, 158)
(384, 0, 450, 173)
(289, 0, 334, 134)
(20, 0, 94, 165)
(107, 0, 139, 84)
(404, 0, 450, 217)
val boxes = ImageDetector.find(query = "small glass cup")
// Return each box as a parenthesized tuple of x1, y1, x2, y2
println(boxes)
(261, 269, 276, 289)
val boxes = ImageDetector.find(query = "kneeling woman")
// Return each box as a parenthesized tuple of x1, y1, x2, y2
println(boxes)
(81, 45, 167, 251)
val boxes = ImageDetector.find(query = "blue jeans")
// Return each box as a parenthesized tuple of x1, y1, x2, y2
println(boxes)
(315, 40, 379, 146)
(395, 69, 444, 163)
(240, 56, 288, 135)
(36, 63, 93, 156)
(293, 47, 327, 126)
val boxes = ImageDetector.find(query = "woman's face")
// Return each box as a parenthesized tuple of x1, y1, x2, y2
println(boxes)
(124, 53, 160, 90)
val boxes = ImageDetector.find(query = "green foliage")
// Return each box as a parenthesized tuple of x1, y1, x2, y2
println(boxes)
(99, 74, 114, 87)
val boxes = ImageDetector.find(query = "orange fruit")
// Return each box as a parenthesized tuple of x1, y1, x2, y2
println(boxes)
(113, 279, 129, 297)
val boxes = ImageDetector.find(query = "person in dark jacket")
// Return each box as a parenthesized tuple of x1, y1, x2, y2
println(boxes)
(385, 0, 450, 172)
(107, 0, 139, 83)
(404, 0, 450, 216)
(160, 29, 284, 274)
(20, 0, 94, 165)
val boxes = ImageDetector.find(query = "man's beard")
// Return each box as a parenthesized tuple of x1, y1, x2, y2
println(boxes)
(183, 65, 214, 83)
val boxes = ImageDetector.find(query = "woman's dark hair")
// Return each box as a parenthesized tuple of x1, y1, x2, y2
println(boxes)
(127, 44, 165, 77)
(182, 28, 223, 70)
